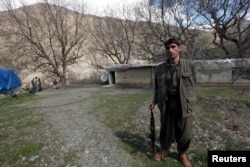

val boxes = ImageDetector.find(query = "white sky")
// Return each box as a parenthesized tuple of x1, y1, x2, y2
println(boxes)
(7, 0, 142, 16)
(3, 0, 249, 20)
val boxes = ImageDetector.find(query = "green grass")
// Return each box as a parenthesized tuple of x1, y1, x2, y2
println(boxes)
(0, 141, 43, 166)
(65, 84, 102, 89)
(197, 87, 250, 121)
(91, 91, 204, 167)
(189, 149, 207, 166)
(200, 108, 221, 121)
(63, 149, 78, 165)
(0, 93, 34, 107)
(197, 88, 231, 97)
(93, 92, 152, 130)
(17, 143, 43, 157)
(0, 93, 44, 166)
(90, 87, 250, 167)
(197, 87, 250, 102)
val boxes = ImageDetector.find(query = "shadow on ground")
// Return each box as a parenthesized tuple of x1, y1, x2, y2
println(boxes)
(114, 131, 179, 161)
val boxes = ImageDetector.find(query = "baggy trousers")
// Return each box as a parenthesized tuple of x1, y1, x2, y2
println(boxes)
(159, 98, 193, 155)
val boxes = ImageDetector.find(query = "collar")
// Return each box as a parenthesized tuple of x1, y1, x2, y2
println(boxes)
(166, 59, 180, 67)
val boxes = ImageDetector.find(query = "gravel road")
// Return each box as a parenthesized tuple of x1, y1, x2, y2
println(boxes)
(22, 86, 152, 167)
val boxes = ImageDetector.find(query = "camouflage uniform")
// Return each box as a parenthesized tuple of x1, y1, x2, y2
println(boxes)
(152, 58, 196, 154)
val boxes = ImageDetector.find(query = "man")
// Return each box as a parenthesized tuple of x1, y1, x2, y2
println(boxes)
(148, 38, 196, 167)
(53, 79, 59, 89)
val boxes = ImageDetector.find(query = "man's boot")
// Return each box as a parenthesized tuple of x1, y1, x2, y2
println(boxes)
(153, 148, 168, 161)
(178, 154, 192, 167)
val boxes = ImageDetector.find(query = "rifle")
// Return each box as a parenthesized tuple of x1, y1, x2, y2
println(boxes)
(148, 109, 156, 155)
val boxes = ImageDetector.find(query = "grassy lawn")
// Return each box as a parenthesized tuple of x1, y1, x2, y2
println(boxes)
(0, 94, 44, 167)
(91, 87, 250, 167)
(91, 91, 201, 167)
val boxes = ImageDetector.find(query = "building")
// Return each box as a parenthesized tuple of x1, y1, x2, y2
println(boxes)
(104, 59, 250, 87)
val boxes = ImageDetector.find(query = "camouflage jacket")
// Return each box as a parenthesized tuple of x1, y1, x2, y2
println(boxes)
(152, 59, 196, 117)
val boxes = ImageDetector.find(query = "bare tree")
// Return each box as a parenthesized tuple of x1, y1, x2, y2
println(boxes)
(133, 1, 178, 63)
(134, 0, 209, 62)
(89, 4, 140, 68)
(0, 0, 88, 86)
(133, 3, 166, 63)
(197, 0, 250, 58)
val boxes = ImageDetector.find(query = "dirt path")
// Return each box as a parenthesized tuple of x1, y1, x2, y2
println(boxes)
(21, 86, 148, 167)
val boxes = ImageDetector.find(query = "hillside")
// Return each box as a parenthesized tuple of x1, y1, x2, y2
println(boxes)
(0, 3, 105, 85)
(0, 2, 234, 86)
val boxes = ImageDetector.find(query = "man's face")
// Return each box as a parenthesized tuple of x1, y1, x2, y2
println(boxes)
(165, 43, 181, 59)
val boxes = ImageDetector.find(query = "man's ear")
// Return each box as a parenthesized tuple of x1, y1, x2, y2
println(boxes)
(178, 46, 182, 51)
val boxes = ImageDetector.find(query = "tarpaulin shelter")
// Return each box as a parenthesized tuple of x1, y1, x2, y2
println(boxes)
(0, 68, 21, 95)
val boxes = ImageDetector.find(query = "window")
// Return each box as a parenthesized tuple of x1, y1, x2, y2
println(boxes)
(232, 67, 250, 80)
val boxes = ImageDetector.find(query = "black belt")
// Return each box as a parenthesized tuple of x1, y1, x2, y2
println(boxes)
(167, 88, 178, 96)
(167, 88, 179, 103)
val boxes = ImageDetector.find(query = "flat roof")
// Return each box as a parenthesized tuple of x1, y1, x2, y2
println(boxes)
(104, 58, 250, 71)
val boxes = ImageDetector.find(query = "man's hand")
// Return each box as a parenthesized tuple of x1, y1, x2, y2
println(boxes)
(148, 103, 155, 110)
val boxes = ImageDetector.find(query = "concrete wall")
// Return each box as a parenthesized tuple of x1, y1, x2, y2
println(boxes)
(195, 59, 250, 84)
(196, 69, 232, 83)
(115, 67, 154, 87)
(106, 59, 250, 87)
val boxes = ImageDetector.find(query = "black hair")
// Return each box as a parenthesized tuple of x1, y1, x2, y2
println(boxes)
(164, 38, 181, 47)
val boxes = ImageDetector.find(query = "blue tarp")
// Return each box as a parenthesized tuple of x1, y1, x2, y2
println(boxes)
(0, 68, 21, 95)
